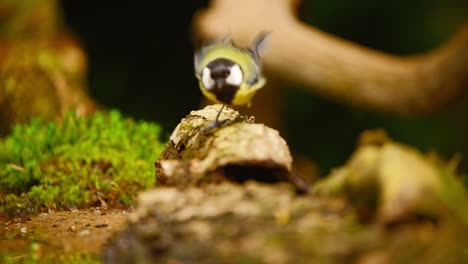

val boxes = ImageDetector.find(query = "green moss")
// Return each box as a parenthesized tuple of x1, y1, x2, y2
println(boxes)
(0, 110, 166, 216)
(437, 162, 468, 225)
(1, 242, 101, 264)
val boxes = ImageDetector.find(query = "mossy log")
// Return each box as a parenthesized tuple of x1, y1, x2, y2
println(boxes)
(312, 129, 468, 225)
(102, 117, 468, 263)
(155, 104, 309, 192)
(102, 181, 468, 264)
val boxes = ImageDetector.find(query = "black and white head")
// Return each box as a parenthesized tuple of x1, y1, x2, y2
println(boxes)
(201, 58, 243, 91)
(194, 31, 272, 104)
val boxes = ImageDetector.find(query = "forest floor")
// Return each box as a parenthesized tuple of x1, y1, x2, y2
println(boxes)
(0, 208, 130, 262)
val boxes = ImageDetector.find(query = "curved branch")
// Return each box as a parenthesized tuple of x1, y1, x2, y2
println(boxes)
(193, 0, 468, 115)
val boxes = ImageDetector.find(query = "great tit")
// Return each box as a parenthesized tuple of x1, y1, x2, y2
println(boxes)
(194, 31, 271, 130)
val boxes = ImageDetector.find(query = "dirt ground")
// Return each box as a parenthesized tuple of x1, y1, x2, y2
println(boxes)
(0, 208, 131, 260)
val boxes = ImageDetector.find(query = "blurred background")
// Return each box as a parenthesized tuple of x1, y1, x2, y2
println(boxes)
(55, 0, 468, 175)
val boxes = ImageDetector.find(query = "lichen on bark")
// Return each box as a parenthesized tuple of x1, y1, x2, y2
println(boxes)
(155, 104, 308, 191)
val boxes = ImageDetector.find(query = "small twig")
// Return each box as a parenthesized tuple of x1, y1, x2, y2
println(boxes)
(8, 163, 25, 172)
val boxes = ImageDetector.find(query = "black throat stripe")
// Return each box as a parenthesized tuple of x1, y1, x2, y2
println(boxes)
(206, 58, 240, 105)
(214, 84, 239, 105)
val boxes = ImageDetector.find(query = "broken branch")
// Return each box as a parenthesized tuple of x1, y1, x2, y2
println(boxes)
(193, 0, 468, 115)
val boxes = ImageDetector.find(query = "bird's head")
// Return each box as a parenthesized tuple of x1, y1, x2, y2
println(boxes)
(201, 58, 243, 91)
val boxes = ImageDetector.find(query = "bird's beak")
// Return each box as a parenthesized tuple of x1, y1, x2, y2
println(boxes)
(215, 79, 225, 89)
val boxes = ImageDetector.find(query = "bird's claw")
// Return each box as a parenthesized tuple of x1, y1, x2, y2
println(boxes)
(200, 118, 232, 133)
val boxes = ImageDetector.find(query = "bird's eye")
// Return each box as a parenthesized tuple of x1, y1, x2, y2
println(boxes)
(202, 67, 215, 89)
(226, 64, 243, 86)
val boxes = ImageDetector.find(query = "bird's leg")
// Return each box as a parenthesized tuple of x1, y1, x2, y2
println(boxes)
(214, 104, 225, 124)
(201, 104, 227, 132)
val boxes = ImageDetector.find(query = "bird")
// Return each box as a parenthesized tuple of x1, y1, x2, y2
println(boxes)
(193, 31, 271, 131)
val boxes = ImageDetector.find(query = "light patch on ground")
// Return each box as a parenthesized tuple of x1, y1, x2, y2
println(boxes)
(1, 208, 130, 259)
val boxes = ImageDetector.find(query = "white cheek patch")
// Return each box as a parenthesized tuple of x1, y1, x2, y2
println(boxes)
(226, 64, 243, 86)
(202, 67, 215, 90)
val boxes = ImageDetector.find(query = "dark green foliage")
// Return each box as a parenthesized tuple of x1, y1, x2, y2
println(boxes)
(0, 110, 165, 216)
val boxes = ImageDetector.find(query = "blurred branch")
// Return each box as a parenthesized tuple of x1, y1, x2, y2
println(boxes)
(193, 0, 468, 115)
(0, 0, 99, 135)
(0, 0, 62, 40)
